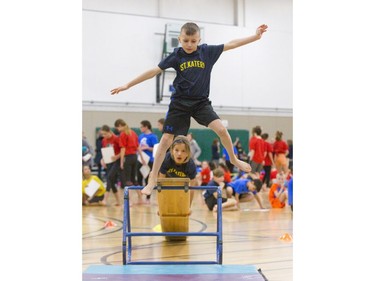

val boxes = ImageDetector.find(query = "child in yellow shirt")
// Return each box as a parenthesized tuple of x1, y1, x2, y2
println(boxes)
(82, 165, 106, 206)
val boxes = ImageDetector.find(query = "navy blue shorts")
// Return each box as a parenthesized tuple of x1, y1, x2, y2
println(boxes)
(205, 196, 228, 211)
(163, 98, 220, 135)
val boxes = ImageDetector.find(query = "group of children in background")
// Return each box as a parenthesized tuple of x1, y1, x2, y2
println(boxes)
(82, 124, 293, 213)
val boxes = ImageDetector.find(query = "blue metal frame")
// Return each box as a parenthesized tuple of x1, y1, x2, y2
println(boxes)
(122, 185, 223, 265)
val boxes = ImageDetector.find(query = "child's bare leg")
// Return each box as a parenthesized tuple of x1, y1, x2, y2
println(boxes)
(141, 133, 174, 195)
(134, 190, 145, 204)
(224, 198, 238, 209)
(114, 190, 122, 206)
(208, 120, 251, 172)
(254, 193, 265, 209)
(234, 193, 241, 208)
(101, 191, 110, 206)
(213, 198, 238, 212)
(225, 186, 234, 198)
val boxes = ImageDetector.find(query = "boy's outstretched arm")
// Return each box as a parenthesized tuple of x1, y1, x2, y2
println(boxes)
(111, 66, 163, 95)
(254, 193, 265, 209)
(223, 24, 268, 52)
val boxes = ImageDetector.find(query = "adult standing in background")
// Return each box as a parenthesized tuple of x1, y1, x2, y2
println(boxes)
(248, 126, 265, 177)
(222, 146, 238, 173)
(114, 119, 139, 186)
(94, 130, 104, 180)
(233, 137, 249, 163)
(187, 132, 202, 166)
(273, 131, 289, 176)
(100, 125, 122, 206)
(82, 132, 94, 168)
(211, 138, 221, 167)
(137, 120, 159, 202)
(157, 118, 165, 133)
(286, 139, 293, 171)
(261, 133, 275, 188)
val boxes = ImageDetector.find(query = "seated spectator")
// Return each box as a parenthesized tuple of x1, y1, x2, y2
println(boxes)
(268, 172, 288, 208)
(203, 168, 238, 212)
(218, 162, 232, 184)
(82, 165, 106, 206)
(197, 160, 211, 186)
(270, 167, 278, 183)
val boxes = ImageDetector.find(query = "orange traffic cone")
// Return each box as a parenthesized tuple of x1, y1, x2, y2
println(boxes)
(104, 220, 117, 228)
(279, 233, 293, 242)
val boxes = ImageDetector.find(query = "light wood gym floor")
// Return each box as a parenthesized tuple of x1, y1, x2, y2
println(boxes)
(82, 188, 293, 281)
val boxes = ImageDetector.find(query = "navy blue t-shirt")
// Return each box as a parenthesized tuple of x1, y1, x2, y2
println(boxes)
(203, 179, 220, 199)
(158, 44, 224, 100)
(159, 152, 197, 179)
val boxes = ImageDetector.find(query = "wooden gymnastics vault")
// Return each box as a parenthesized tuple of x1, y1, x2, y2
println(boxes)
(156, 177, 191, 241)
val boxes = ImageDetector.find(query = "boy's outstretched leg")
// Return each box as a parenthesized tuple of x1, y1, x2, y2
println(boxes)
(208, 119, 251, 173)
(141, 171, 157, 195)
(141, 133, 174, 195)
(230, 156, 251, 173)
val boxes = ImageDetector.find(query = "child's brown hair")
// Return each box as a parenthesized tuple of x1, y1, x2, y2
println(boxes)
(114, 118, 130, 135)
(180, 22, 200, 36)
(170, 135, 191, 163)
(212, 168, 224, 178)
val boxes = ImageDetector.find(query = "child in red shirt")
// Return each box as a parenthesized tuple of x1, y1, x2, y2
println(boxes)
(100, 125, 122, 206)
(248, 126, 265, 176)
(218, 163, 232, 183)
(198, 160, 211, 186)
(273, 131, 289, 176)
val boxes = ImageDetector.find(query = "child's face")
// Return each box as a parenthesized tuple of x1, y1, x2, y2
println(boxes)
(157, 122, 163, 131)
(172, 143, 189, 164)
(247, 181, 256, 192)
(276, 174, 285, 185)
(101, 130, 111, 139)
(201, 161, 208, 169)
(179, 31, 200, 54)
(83, 166, 91, 176)
(213, 175, 224, 183)
(115, 125, 124, 132)
(140, 123, 147, 133)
